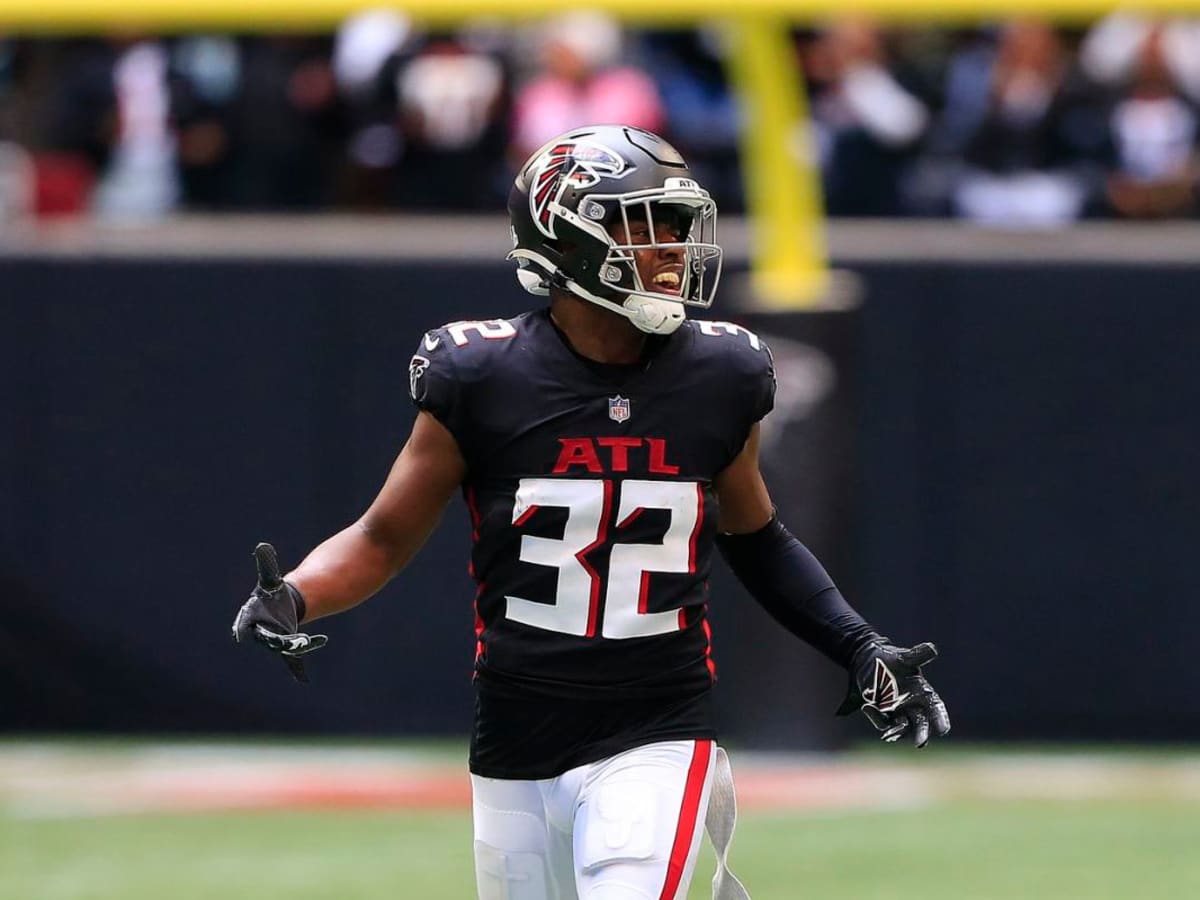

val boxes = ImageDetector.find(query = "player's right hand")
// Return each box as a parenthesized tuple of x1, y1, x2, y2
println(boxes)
(231, 542, 328, 683)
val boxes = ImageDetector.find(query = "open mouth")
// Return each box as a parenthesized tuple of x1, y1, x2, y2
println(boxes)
(649, 271, 682, 295)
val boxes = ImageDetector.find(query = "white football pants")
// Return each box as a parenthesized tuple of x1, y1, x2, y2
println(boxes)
(471, 739, 716, 900)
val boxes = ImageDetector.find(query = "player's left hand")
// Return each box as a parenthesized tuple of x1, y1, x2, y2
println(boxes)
(837, 641, 950, 747)
(231, 542, 328, 683)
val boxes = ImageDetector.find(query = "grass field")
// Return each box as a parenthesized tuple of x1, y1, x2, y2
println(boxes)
(3, 742, 1199, 899)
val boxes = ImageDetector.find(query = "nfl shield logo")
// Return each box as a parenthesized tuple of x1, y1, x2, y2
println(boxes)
(608, 395, 631, 423)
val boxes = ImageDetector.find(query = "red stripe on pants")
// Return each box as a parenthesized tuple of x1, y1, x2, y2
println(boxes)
(658, 740, 712, 900)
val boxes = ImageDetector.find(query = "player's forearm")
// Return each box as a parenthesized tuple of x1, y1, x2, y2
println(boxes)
(285, 520, 414, 623)
(716, 514, 881, 667)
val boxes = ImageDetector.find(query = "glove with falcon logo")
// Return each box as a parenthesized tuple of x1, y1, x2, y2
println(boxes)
(837, 641, 951, 747)
(231, 543, 328, 683)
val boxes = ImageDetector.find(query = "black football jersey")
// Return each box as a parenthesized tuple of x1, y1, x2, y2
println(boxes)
(409, 308, 774, 778)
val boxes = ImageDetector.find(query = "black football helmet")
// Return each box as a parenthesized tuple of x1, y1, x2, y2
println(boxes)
(508, 124, 721, 335)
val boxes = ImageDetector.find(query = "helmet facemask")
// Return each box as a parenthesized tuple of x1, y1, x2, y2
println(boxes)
(548, 179, 721, 335)
(599, 183, 721, 313)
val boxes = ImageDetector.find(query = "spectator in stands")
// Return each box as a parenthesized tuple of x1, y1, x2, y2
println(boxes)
(392, 28, 509, 209)
(639, 29, 742, 211)
(510, 11, 663, 165)
(90, 37, 180, 219)
(332, 9, 415, 209)
(215, 36, 345, 210)
(804, 18, 933, 216)
(949, 21, 1110, 227)
(1080, 14, 1200, 102)
(170, 36, 241, 210)
(0, 37, 32, 220)
(11, 19, 1200, 222)
(0, 38, 17, 134)
(1080, 17, 1200, 218)
(39, 39, 120, 215)
(332, 14, 510, 211)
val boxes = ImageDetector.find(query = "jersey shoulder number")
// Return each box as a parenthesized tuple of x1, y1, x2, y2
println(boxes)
(409, 316, 522, 435)
(410, 317, 521, 392)
(437, 318, 519, 349)
(693, 319, 765, 351)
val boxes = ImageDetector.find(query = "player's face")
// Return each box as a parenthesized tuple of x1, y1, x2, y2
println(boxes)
(607, 210, 688, 297)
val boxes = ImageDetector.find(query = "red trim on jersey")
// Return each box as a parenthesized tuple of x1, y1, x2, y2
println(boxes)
(702, 612, 716, 679)
(616, 506, 645, 530)
(658, 740, 713, 900)
(576, 480, 613, 638)
(464, 486, 482, 543)
(467, 488, 486, 665)
(637, 570, 652, 614)
(513, 504, 539, 528)
(465, 487, 482, 581)
(687, 483, 705, 574)
(473, 582, 486, 664)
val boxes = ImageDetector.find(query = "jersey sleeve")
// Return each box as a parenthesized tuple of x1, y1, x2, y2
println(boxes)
(700, 320, 775, 426)
(689, 319, 777, 469)
(408, 327, 468, 440)
(749, 338, 776, 424)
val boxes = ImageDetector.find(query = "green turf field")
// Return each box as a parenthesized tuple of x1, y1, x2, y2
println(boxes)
(5, 799, 1199, 899)
(3, 744, 1199, 899)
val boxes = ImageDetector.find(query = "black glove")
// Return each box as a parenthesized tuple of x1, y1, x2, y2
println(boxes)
(231, 542, 328, 683)
(837, 641, 950, 748)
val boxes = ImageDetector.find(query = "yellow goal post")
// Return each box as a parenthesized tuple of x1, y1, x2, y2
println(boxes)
(2, 1, 1192, 307)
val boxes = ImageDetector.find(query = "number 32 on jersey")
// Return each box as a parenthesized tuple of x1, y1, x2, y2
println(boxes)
(506, 478, 703, 640)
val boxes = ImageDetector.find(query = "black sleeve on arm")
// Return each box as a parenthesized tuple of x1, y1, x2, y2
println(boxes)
(716, 514, 881, 669)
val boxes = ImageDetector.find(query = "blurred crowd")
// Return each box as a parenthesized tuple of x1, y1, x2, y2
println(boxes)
(1, 12, 1199, 225)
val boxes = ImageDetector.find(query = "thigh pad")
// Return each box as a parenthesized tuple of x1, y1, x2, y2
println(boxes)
(577, 781, 659, 872)
(474, 840, 556, 900)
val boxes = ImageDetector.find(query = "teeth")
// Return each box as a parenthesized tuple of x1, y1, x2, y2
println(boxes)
(653, 272, 680, 285)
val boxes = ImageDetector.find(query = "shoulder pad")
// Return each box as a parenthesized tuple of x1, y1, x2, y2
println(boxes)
(409, 316, 524, 436)
(686, 318, 776, 422)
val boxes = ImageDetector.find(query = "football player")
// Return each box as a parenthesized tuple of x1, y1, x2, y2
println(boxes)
(233, 125, 949, 900)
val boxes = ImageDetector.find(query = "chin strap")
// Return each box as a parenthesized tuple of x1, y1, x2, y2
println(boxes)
(705, 747, 752, 900)
(510, 248, 688, 335)
(622, 294, 686, 334)
(561, 278, 687, 335)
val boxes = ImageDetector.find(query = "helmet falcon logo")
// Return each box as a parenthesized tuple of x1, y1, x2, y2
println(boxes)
(529, 140, 628, 238)
(863, 658, 910, 713)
